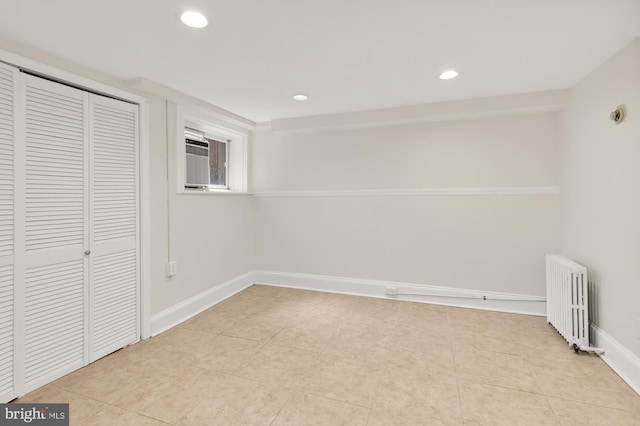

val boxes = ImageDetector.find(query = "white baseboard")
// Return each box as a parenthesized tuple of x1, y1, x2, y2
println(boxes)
(253, 270, 546, 316)
(149, 270, 545, 339)
(150, 271, 255, 336)
(591, 324, 640, 395)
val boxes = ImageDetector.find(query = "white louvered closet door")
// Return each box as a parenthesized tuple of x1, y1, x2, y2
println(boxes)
(0, 62, 17, 402)
(0, 70, 140, 400)
(88, 95, 139, 362)
(22, 75, 88, 391)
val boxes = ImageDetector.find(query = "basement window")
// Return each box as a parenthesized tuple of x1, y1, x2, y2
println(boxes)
(185, 127, 229, 189)
(176, 104, 248, 194)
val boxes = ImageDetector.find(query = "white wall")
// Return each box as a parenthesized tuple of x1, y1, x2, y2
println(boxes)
(254, 114, 560, 191)
(560, 38, 640, 359)
(252, 112, 562, 297)
(157, 192, 254, 313)
(157, 98, 254, 314)
(145, 94, 255, 315)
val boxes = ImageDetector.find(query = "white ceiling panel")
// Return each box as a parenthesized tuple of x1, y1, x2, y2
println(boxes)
(0, 0, 638, 122)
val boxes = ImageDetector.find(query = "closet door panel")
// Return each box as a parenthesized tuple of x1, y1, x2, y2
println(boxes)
(25, 78, 86, 254)
(0, 63, 15, 402)
(23, 75, 87, 389)
(89, 95, 138, 361)
(24, 260, 84, 386)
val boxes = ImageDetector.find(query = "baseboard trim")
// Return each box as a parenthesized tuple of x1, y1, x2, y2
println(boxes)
(253, 270, 546, 316)
(150, 271, 255, 336)
(591, 324, 640, 395)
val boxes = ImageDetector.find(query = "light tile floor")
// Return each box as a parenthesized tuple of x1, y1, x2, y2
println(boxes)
(14, 285, 640, 425)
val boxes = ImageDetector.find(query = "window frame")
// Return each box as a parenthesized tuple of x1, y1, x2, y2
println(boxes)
(204, 135, 229, 190)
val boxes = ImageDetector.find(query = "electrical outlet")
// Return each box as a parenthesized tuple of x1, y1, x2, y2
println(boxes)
(166, 261, 177, 277)
(385, 286, 398, 296)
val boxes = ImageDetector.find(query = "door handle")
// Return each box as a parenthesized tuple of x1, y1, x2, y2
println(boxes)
(84, 250, 91, 256)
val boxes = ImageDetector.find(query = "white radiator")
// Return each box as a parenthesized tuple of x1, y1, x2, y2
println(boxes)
(545, 254, 603, 354)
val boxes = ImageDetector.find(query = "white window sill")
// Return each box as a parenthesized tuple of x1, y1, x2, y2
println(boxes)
(180, 188, 253, 196)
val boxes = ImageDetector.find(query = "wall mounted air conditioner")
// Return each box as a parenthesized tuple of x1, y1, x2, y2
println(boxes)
(185, 128, 209, 188)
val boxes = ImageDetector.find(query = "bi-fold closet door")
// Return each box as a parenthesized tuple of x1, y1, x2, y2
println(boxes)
(0, 62, 140, 402)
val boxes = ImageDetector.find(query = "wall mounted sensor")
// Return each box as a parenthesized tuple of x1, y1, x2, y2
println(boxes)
(610, 104, 626, 125)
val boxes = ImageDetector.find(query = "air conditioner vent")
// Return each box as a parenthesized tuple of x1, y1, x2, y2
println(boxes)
(185, 138, 209, 187)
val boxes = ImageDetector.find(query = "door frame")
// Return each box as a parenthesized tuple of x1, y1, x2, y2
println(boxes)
(0, 48, 152, 341)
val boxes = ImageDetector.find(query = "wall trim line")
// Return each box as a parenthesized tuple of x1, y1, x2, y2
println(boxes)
(253, 186, 560, 198)
(253, 270, 547, 316)
(591, 324, 640, 395)
(150, 271, 254, 336)
(270, 89, 569, 133)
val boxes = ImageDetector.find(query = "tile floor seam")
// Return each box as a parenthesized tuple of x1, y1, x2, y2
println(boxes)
(268, 392, 293, 426)
(460, 375, 640, 414)
(86, 404, 173, 425)
(302, 386, 373, 411)
(54, 384, 115, 406)
(224, 370, 283, 388)
(455, 380, 464, 424)
(543, 394, 640, 415)
(543, 394, 565, 425)
(299, 390, 374, 410)
(534, 383, 632, 405)
(111, 392, 188, 424)
(462, 381, 548, 397)
(367, 363, 387, 412)
(82, 407, 107, 425)
(457, 382, 470, 425)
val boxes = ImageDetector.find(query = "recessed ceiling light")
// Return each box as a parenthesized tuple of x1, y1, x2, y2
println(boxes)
(439, 70, 459, 80)
(293, 94, 309, 101)
(180, 11, 208, 28)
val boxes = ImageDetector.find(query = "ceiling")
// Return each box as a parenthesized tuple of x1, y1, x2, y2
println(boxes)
(0, 0, 638, 123)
